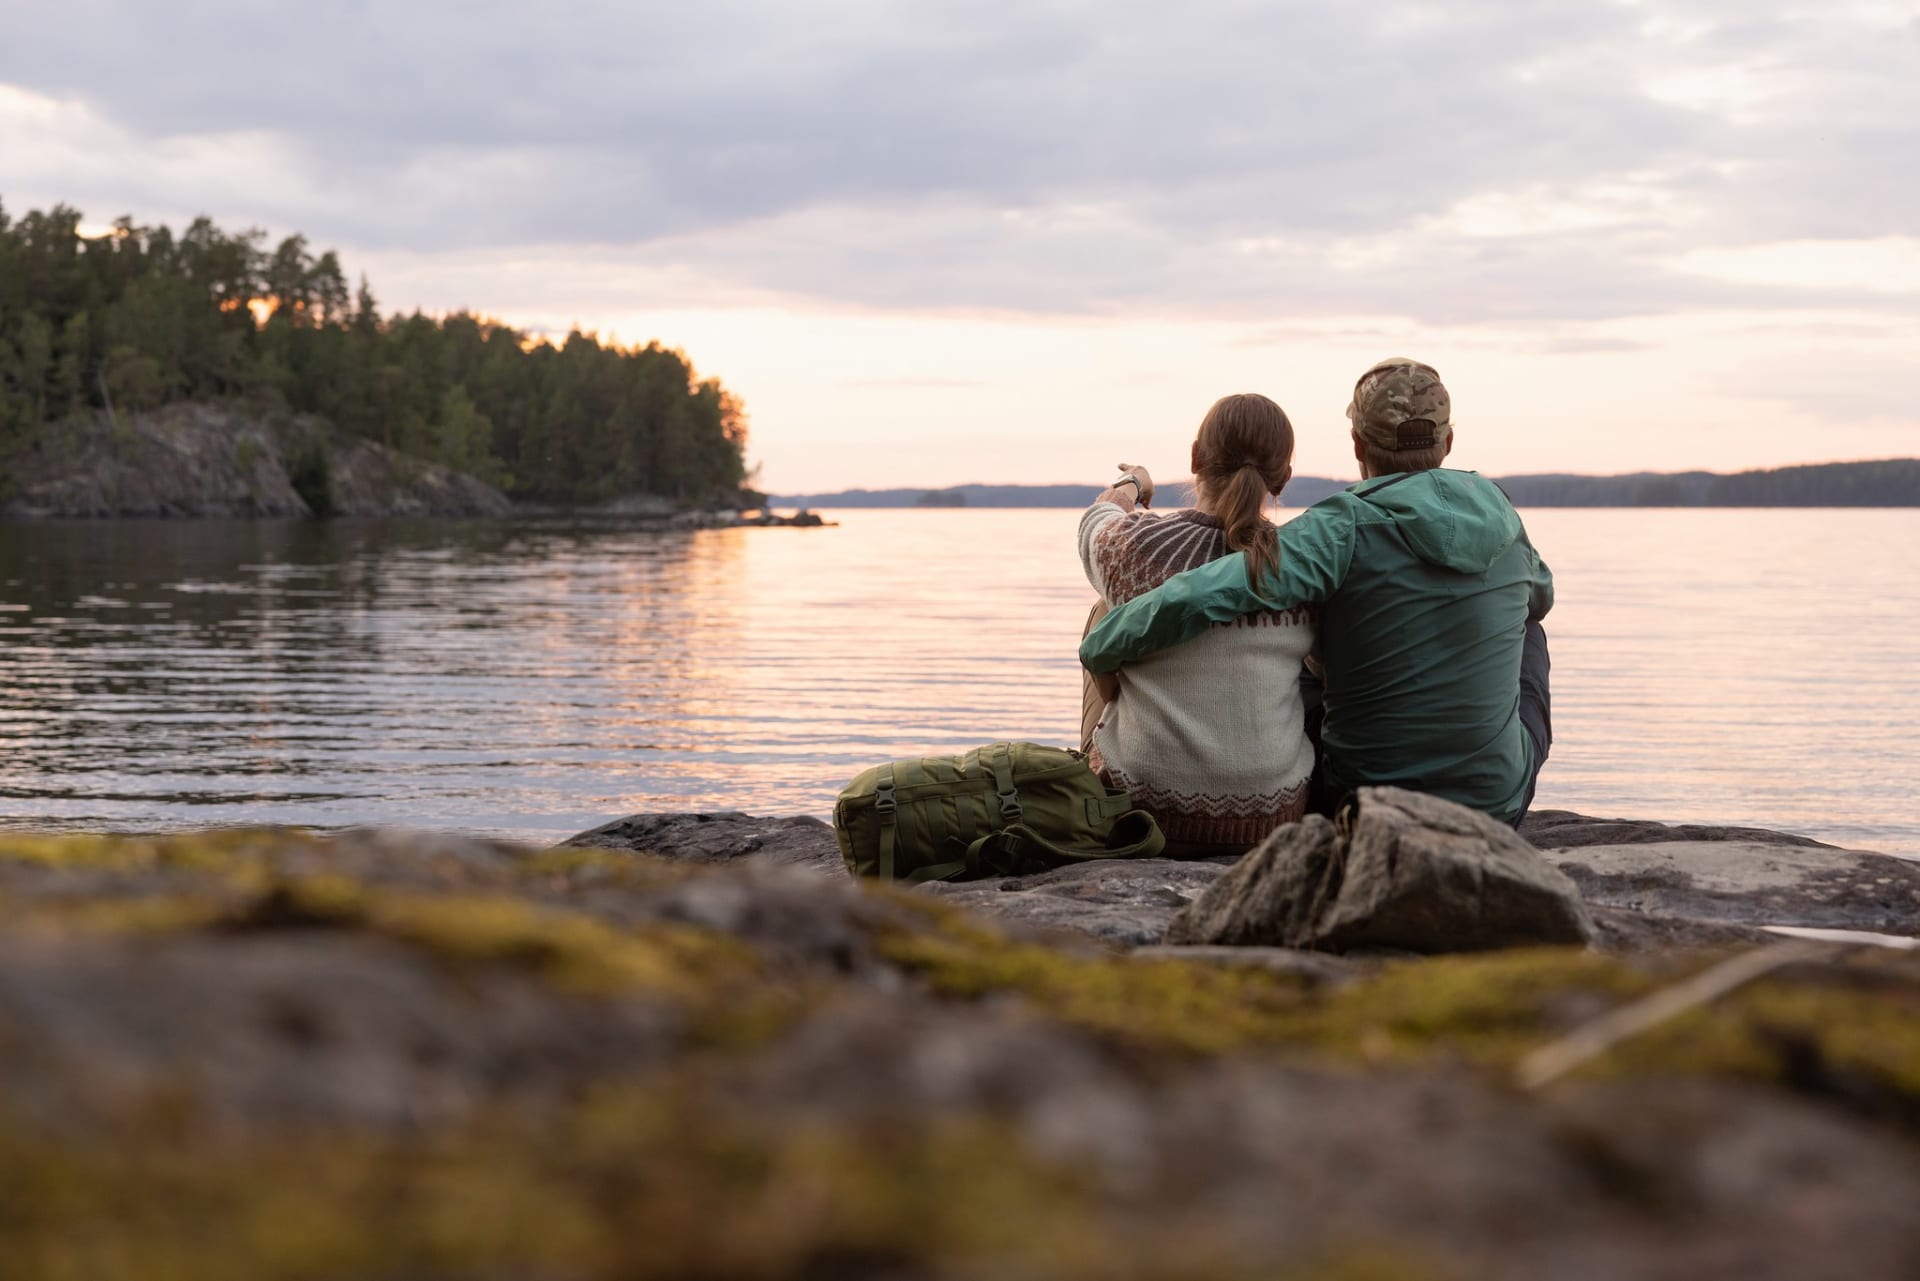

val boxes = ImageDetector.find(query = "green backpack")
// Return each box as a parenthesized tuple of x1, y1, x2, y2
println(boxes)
(833, 741, 1166, 883)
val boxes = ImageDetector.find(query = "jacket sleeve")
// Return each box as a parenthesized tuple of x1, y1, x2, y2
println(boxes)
(1078, 499, 1358, 673)
(1525, 537, 1554, 622)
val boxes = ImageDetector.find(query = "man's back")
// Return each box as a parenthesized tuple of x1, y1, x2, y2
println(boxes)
(1312, 470, 1549, 820)
(1080, 468, 1552, 823)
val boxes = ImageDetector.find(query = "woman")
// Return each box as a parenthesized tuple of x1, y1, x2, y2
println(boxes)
(1077, 393, 1316, 853)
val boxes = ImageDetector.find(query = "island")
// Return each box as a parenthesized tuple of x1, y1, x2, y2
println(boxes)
(0, 204, 753, 519)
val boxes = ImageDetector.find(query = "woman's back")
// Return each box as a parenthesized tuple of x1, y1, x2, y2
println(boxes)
(1079, 503, 1316, 849)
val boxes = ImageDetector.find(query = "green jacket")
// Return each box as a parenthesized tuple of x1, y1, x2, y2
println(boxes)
(1080, 469, 1553, 822)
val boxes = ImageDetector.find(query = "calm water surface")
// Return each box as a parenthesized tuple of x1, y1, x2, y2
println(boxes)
(1, 508, 1915, 855)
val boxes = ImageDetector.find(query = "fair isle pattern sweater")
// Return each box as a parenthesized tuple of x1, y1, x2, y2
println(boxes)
(1078, 503, 1316, 847)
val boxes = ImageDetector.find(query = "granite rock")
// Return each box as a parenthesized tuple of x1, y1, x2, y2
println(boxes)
(1166, 788, 1597, 953)
(2, 403, 510, 519)
(1545, 839, 1920, 937)
(1520, 809, 1833, 850)
(918, 855, 1240, 947)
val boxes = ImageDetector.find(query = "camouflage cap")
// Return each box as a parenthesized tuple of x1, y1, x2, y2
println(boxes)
(1346, 357, 1451, 453)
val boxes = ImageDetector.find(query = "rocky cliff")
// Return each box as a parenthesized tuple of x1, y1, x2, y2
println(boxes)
(0, 403, 511, 518)
(0, 805, 1913, 1280)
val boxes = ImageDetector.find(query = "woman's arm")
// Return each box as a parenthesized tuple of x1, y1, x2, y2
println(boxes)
(1078, 464, 1157, 598)
(1094, 462, 1154, 512)
(1079, 464, 1155, 710)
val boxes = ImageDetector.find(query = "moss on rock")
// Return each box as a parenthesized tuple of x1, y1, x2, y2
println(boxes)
(0, 829, 1916, 1279)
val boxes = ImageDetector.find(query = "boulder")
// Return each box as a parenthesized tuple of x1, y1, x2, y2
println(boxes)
(1166, 788, 1597, 953)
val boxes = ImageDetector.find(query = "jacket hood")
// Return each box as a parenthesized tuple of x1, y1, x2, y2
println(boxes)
(1351, 469, 1520, 574)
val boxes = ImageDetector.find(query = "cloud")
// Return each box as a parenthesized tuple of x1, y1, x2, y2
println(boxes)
(1, 0, 1916, 326)
(1673, 237, 1920, 295)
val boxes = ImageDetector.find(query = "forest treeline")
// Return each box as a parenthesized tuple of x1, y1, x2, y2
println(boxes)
(779, 459, 1920, 508)
(1494, 460, 1920, 507)
(0, 201, 750, 504)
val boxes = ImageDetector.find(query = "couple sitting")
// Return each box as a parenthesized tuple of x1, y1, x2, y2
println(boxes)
(1077, 358, 1553, 855)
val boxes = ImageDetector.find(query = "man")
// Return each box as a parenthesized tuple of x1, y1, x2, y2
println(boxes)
(1079, 358, 1553, 825)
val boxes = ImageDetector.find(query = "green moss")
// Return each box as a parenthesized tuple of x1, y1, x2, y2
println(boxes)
(1282, 1245, 1464, 1281)
(1592, 966, 1920, 1102)
(29, 895, 234, 936)
(0, 1073, 1493, 1281)
(1, 832, 1918, 1278)
(218, 875, 760, 997)
(878, 910, 1653, 1064)
(880, 924, 1315, 1054)
(0, 833, 757, 1003)
(0, 829, 279, 874)
(0, 1089, 1177, 1281)
(880, 913, 1920, 1107)
(513, 844, 696, 891)
(1299, 948, 1653, 1065)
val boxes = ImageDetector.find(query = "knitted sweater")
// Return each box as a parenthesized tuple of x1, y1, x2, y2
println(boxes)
(1078, 503, 1317, 846)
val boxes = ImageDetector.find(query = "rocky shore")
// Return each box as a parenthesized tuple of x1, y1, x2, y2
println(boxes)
(1, 405, 831, 525)
(2, 403, 512, 518)
(0, 803, 1915, 1280)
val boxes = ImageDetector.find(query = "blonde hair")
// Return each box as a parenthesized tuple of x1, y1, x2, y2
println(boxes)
(1191, 393, 1294, 586)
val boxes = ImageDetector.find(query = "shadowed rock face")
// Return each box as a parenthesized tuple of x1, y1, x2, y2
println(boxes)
(1165, 789, 1597, 954)
(1, 404, 510, 519)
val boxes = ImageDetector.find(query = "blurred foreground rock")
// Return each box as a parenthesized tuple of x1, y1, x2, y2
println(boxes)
(0, 816, 1915, 1280)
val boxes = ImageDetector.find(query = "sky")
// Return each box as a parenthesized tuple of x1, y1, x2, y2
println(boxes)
(3, 0, 1918, 491)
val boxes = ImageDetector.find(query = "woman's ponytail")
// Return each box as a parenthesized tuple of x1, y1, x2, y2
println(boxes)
(1191, 393, 1294, 588)
(1218, 463, 1279, 585)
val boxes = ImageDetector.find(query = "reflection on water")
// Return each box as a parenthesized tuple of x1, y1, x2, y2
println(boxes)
(1, 509, 1915, 855)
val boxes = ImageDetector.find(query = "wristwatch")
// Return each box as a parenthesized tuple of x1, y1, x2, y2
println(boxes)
(1111, 474, 1140, 492)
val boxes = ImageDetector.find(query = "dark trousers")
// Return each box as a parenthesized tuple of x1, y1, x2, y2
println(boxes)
(1515, 619, 1553, 822)
(1298, 620, 1553, 827)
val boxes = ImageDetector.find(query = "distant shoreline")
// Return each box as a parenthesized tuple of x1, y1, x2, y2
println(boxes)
(773, 458, 1920, 509)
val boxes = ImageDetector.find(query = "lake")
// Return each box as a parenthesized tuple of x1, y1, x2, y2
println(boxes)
(1, 507, 1915, 856)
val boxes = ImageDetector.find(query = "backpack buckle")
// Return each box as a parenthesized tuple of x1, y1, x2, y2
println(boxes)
(996, 787, 1023, 821)
(874, 782, 897, 815)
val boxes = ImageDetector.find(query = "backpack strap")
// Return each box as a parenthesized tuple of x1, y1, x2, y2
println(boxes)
(905, 856, 969, 884)
(1086, 791, 1134, 824)
(873, 766, 899, 880)
(964, 811, 1165, 875)
(989, 742, 1023, 821)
